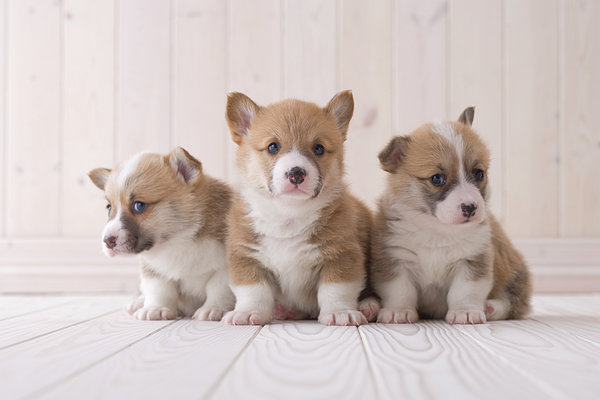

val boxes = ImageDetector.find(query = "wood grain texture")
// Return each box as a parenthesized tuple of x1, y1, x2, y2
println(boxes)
(0, 295, 75, 320)
(62, 0, 115, 237)
(563, 0, 600, 236)
(359, 321, 548, 400)
(211, 322, 376, 400)
(449, 0, 503, 219)
(0, 310, 172, 399)
(0, 296, 125, 349)
(227, 0, 281, 177)
(6, 0, 61, 236)
(504, 0, 559, 236)
(282, 0, 336, 104)
(393, 0, 447, 134)
(339, 0, 393, 207)
(42, 321, 260, 400)
(172, 0, 228, 180)
(457, 320, 600, 399)
(116, 0, 171, 160)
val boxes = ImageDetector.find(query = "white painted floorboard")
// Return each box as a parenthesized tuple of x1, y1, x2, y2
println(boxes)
(0, 294, 598, 400)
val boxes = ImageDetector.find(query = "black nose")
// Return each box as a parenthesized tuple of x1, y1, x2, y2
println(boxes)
(286, 167, 306, 185)
(461, 203, 477, 218)
(104, 235, 117, 249)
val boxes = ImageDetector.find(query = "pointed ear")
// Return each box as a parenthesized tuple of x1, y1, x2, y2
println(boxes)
(167, 147, 203, 184)
(226, 92, 261, 145)
(88, 168, 111, 190)
(325, 90, 354, 138)
(378, 136, 411, 173)
(458, 106, 475, 127)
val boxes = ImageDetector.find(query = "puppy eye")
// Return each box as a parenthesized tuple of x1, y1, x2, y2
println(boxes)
(132, 201, 147, 214)
(473, 169, 485, 182)
(313, 144, 325, 156)
(430, 174, 446, 187)
(106, 204, 111, 215)
(267, 142, 280, 155)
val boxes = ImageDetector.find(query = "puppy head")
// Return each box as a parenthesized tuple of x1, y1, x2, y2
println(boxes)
(379, 107, 490, 225)
(88, 147, 203, 257)
(225, 91, 353, 201)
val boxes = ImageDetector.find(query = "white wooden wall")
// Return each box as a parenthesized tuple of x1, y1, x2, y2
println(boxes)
(0, 0, 599, 292)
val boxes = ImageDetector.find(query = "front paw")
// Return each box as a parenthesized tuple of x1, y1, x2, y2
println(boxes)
(125, 295, 144, 315)
(222, 310, 272, 325)
(318, 310, 367, 326)
(193, 306, 227, 321)
(446, 309, 486, 324)
(377, 308, 419, 324)
(133, 306, 177, 321)
(358, 297, 380, 322)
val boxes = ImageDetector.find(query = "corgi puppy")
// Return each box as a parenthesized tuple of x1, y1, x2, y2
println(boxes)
(223, 90, 372, 326)
(88, 147, 235, 321)
(371, 108, 531, 324)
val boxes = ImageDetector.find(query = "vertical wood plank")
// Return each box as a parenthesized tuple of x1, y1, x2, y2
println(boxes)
(62, 1, 115, 237)
(0, 0, 6, 237)
(117, 0, 171, 161)
(393, 0, 447, 134)
(504, 0, 559, 236)
(172, 0, 227, 180)
(6, 0, 61, 236)
(563, 0, 600, 236)
(339, 0, 393, 207)
(449, 0, 504, 220)
(282, 0, 336, 104)
(227, 0, 281, 178)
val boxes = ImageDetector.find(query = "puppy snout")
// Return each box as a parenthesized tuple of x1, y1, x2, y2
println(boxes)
(460, 203, 477, 218)
(103, 235, 118, 249)
(286, 167, 306, 185)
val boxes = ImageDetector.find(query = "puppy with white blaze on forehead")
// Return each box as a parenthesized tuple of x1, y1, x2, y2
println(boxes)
(371, 108, 531, 324)
(88, 147, 235, 321)
(223, 90, 373, 326)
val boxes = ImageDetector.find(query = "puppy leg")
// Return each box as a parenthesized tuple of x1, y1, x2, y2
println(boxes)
(125, 294, 144, 315)
(376, 268, 419, 324)
(134, 269, 179, 320)
(446, 259, 493, 325)
(318, 281, 367, 326)
(193, 269, 235, 321)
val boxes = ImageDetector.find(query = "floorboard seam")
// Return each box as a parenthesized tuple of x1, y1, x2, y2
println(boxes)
(357, 326, 388, 400)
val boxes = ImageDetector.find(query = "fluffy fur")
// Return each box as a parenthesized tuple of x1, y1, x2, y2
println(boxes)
(88, 147, 235, 321)
(371, 108, 531, 324)
(223, 91, 372, 326)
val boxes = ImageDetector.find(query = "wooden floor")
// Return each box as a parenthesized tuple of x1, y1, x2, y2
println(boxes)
(1, 294, 599, 400)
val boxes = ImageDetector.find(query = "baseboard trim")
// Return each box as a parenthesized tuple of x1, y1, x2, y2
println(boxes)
(1, 238, 599, 293)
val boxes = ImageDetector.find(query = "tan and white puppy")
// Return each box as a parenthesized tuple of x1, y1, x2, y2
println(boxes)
(88, 147, 235, 321)
(223, 91, 372, 326)
(372, 108, 531, 324)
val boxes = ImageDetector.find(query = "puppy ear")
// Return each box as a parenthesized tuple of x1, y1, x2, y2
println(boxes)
(378, 136, 411, 173)
(458, 106, 475, 127)
(167, 147, 203, 184)
(325, 90, 354, 139)
(226, 92, 261, 145)
(88, 168, 111, 190)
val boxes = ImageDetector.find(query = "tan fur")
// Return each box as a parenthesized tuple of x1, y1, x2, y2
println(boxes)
(225, 91, 372, 324)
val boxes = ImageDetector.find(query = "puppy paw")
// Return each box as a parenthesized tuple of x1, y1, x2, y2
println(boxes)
(376, 308, 419, 324)
(318, 310, 367, 326)
(192, 306, 227, 321)
(358, 297, 380, 322)
(485, 299, 509, 321)
(446, 309, 486, 324)
(133, 306, 177, 321)
(125, 295, 145, 315)
(222, 310, 271, 326)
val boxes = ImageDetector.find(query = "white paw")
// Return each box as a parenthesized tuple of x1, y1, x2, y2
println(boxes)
(446, 309, 486, 324)
(318, 310, 367, 326)
(222, 310, 271, 325)
(485, 299, 509, 321)
(125, 295, 145, 315)
(133, 306, 177, 321)
(376, 308, 419, 324)
(358, 297, 380, 322)
(193, 306, 227, 321)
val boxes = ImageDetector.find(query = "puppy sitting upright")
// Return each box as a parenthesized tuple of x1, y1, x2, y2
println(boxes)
(88, 147, 235, 321)
(224, 90, 371, 326)
(372, 108, 531, 324)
